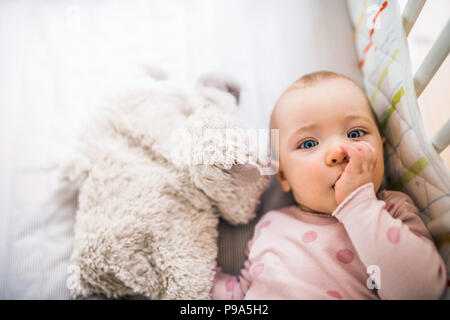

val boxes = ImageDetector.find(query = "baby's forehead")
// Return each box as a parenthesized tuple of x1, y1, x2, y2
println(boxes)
(273, 79, 376, 127)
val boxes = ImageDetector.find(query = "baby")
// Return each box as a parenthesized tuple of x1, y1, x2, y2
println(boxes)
(211, 71, 447, 300)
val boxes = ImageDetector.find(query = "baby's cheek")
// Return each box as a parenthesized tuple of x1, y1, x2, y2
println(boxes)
(293, 162, 325, 192)
(309, 164, 326, 187)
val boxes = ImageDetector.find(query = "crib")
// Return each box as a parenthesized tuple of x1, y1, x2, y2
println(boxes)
(347, 0, 450, 297)
(0, 0, 448, 299)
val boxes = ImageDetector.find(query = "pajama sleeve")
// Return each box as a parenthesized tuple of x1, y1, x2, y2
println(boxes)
(332, 182, 447, 300)
(211, 240, 253, 300)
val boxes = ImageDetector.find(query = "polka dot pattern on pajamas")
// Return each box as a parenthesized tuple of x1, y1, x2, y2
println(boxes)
(336, 249, 354, 264)
(258, 220, 271, 229)
(211, 184, 436, 300)
(326, 290, 343, 299)
(387, 226, 401, 243)
(254, 219, 271, 241)
(301, 230, 318, 243)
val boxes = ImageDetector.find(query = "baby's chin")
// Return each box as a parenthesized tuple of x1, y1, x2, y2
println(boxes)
(295, 194, 337, 215)
(297, 196, 338, 215)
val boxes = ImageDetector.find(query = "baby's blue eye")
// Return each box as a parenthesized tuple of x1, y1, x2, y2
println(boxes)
(297, 129, 367, 149)
(298, 140, 318, 149)
(348, 129, 366, 139)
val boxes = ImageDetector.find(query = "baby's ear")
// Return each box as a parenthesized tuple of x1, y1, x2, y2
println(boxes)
(272, 160, 291, 192)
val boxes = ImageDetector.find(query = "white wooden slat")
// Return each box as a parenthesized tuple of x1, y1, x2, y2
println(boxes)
(413, 19, 450, 97)
(432, 118, 450, 154)
(402, 0, 427, 36)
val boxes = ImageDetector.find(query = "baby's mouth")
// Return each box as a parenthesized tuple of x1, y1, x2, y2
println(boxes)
(331, 174, 342, 191)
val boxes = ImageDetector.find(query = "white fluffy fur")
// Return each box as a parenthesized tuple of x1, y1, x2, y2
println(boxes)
(59, 71, 270, 299)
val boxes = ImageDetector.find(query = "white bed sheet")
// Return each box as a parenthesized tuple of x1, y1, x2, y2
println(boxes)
(0, 0, 361, 299)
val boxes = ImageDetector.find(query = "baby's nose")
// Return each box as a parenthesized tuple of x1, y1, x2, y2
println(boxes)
(326, 148, 349, 166)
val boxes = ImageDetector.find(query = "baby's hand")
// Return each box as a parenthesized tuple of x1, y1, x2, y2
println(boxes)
(334, 141, 377, 205)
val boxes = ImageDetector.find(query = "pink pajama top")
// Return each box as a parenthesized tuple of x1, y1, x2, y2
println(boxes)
(212, 182, 447, 300)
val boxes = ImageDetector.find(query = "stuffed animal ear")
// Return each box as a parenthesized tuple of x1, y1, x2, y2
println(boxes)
(197, 72, 240, 104)
(225, 162, 263, 184)
(141, 64, 168, 80)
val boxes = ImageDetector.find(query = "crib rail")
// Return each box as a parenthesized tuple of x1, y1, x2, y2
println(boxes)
(412, 19, 450, 98)
(402, 0, 426, 36)
(432, 119, 450, 154)
(402, 1, 450, 153)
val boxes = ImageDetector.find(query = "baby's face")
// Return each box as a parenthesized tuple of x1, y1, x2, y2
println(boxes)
(274, 78, 385, 214)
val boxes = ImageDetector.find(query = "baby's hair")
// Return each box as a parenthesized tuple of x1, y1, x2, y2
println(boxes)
(286, 70, 344, 92)
(270, 71, 381, 130)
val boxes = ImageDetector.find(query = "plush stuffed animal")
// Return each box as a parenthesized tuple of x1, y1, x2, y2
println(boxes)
(59, 69, 270, 299)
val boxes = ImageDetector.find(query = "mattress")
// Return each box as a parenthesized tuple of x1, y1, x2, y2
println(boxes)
(0, 0, 362, 299)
